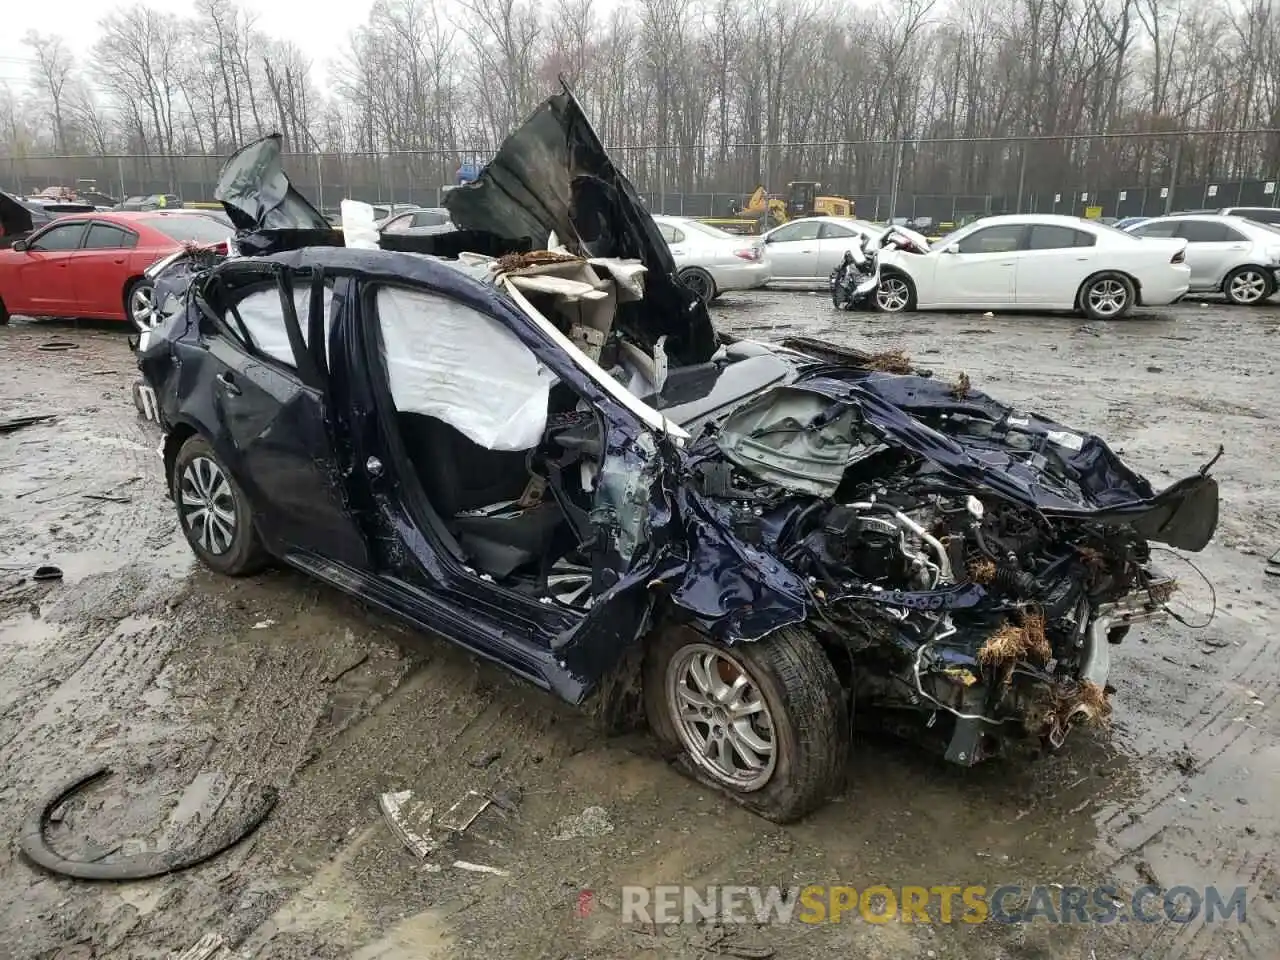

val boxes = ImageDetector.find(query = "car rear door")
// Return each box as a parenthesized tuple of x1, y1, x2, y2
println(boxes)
(931, 223, 1024, 306)
(762, 220, 822, 280)
(68, 221, 140, 318)
(9, 221, 87, 315)
(193, 260, 369, 567)
(816, 221, 868, 275)
(1173, 219, 1244, 288)
(1015, 224, 1096, 306)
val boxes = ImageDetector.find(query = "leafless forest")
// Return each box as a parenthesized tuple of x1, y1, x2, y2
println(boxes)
(4, 0, 1280, 210)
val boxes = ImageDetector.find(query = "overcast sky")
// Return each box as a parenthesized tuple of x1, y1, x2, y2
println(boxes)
(0, 0, 373, 93)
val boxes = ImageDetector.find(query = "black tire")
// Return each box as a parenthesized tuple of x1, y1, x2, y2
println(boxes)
(1078, 272, 1136, 321)
(0, 295, 9, 325)
(679, 267, 717, 305)
(875, 272, 916, 313)
(644, 624, 848, 823)
(1221, 265, 1273, 306)
(124, 277, 157, 332)
(171, 434, 268, 576)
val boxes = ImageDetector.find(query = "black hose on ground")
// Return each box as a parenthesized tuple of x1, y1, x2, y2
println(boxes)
(18, 766, 278, 882)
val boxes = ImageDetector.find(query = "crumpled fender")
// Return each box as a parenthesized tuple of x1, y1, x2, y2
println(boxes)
(658, 486, 810, 643)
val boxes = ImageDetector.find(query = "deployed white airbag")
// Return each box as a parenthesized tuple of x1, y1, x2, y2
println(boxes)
(236, 285, 335, 366)
(376, 286, 550, 451)
(341, 199, 380, 250)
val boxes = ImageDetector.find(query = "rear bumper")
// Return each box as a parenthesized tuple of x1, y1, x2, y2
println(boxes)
(1139, 268, 1191, 306)
(710, 261, 772, 292)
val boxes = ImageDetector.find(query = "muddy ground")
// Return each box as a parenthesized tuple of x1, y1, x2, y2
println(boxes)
(0, 294, 1277, 960)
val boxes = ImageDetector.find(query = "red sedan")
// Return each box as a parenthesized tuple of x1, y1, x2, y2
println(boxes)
(0, 210, 233, 330)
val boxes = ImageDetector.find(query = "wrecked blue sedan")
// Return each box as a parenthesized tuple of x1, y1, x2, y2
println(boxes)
(133, 89, 1219, 822)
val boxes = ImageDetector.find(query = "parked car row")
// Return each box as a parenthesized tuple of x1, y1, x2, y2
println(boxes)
(649, 205, 1278, 319)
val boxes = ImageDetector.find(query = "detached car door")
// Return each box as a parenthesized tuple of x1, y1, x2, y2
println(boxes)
(70, 220, 140, 318)
(194, 261, 369, 568)
(1015, 223, 1097, 306)
(932, 223, 1024, 306)
(10, 221, 88, 315)
(763, 220, 822, 280)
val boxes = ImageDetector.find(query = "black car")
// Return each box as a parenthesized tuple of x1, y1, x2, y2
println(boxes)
(0, 190, 97, 248)
(133, 89, 1219, 822)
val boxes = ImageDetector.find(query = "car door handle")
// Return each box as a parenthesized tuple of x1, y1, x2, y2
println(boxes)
(1001, 261, 1015, 266)
(216, 372, 242, 396)
(113, 257, 125, 264)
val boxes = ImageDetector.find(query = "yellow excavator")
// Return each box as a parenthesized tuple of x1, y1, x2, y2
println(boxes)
(699, 182, 854, 234)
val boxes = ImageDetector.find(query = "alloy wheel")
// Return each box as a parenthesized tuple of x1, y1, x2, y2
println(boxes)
(130, 285, 158, 332)
(179, 456, 237, 555)
(665, 643, 777, 791)
(876, 277, 910, 312)
(1228, 270, 1267, 304)
(1086, 279, 1128, 317)
(545, 559, 594, 609)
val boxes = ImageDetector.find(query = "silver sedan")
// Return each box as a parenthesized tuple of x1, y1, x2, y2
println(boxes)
(652, 215, 770, 302)
(1125, 214, 1280, 305)
(759, 216, 883, 285)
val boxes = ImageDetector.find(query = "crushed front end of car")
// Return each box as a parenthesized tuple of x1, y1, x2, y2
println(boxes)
(653, 337, 1217, 764)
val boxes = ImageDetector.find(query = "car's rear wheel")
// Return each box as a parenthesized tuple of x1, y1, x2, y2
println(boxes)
(1079, 273, 1135, 320)
(875, 273, 915, 313)
(0, 295, 9, 325)
(171, 434, 268, 576)
(643, 624, 848, 823)
(679, 267, 716, 304)
(125, 278, 158, 332)
(1222, 266, 1272, 305)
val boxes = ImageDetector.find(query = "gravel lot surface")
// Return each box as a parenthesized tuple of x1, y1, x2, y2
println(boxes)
(0, 292, 1276, 959)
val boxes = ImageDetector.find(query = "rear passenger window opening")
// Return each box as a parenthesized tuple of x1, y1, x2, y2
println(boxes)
(367, 283, 606, 612)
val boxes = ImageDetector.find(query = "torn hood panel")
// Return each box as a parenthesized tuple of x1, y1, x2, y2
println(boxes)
(214, 133, 331, 233)
(444, 90, 717, 368)
(717, 368, 1218, 551)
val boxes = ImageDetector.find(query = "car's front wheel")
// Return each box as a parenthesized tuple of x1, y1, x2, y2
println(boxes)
(171, 434, 268, 576)
(1079, 273, 1136, 320)
(875, 273, 915, 313)
(0, 295, 9, 325)
(1222, 266, 1273, 305)
(643, 624, 848, 823)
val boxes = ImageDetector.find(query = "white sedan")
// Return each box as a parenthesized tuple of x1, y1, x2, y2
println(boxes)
(652, 215, 770, 302)
(877, 214, 1191, 320)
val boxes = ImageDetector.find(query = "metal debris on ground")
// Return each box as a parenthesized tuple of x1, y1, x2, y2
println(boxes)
(169, 932, 236, 960)
(452, 860, 510, 877)
(437, 789, 491, 832)
(32, 565, 63, 582)
(552, 805, 614, 840)
(379, 790, 438, 859)
(1266, 547, 1280, 577)
(0, 414, 57, 435)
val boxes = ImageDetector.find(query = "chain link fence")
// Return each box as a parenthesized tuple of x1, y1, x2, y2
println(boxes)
(6, 129, 1280, 226)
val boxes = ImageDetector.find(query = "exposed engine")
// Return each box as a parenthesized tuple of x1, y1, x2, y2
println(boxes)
(695, 453, 1176, 764)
